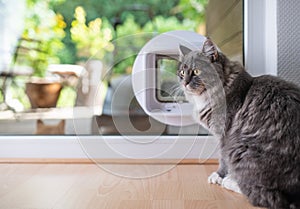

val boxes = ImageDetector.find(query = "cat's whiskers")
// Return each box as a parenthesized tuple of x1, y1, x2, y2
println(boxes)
(165, 84, 185, 101)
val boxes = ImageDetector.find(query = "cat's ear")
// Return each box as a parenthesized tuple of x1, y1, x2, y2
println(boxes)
(202, 37, 218, 62)
(179, 45, 192, 57)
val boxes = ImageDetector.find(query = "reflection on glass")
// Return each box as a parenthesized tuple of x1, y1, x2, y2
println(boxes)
(156, 55, 186, 103)
(0, 0, 243, 136)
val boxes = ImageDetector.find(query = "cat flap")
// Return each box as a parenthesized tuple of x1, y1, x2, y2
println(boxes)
(132, 30, 208, 126)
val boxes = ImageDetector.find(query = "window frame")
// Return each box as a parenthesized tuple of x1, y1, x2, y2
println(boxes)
(0, 0, 278, 160)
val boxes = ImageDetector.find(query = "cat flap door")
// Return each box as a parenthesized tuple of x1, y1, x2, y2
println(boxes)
(132, 30, 207, 126)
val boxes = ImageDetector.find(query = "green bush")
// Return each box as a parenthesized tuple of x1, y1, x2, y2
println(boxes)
(21, 1, 66, 77)
(70, 6, 114, 61)
(111, 15, 197, 75)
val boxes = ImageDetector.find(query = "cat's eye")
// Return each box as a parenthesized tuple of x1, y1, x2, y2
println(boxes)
(179, 70, 185, 77)
(193, 69, 201, 76)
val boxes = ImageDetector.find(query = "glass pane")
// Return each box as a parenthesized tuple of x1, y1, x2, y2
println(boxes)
(156, 55, 186, 103)
(0, 0, 243, 136)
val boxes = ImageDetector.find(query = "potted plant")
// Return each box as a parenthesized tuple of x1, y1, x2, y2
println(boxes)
(17, 1, 66, 108)
(25, 77, 62, 108)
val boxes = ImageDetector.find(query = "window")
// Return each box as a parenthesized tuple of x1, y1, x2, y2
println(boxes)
(0, 0, 243, 137)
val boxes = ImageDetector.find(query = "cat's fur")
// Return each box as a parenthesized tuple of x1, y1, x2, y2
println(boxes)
(35, 119, 65, 135)
(178, 38, 300, 209)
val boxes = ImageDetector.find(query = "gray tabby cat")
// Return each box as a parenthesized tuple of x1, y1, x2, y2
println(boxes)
(178, 38, 300, 209)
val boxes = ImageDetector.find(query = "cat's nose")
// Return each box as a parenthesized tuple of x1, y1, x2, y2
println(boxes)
(183, 81, 190, 87)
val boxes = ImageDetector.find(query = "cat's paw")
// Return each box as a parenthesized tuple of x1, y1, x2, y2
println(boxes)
(221, 175, 242, 194)
(208, 172, 223, 185)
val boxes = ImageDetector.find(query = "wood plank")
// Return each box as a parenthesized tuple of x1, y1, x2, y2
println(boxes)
(0, 158, 219, 164)
(0, 164, 261, 209)
(152, 200, 185, 209)
(53, 165, 104, 209)
(178, 165, 215, 200)
(0, 164, 42, 198)
(118, 200, 152, 209)
(0, 164, 81, 209)
(184, 200, 220, 209)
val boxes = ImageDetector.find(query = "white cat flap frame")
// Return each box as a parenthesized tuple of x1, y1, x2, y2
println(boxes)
(132, 30, 208, 126)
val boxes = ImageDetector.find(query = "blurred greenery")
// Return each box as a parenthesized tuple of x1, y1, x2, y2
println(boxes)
(52, 0, 181, 27)
(56, 86, 76, 107)
(70, 6, 114, 61)
(21, 0, 208, 73)
(173, 0, 208, 24)
(143, 16, 197, 33)
(52, 0, 207, 67)
(52, 0, 180, 65)
(11, 77, 31, 109)
(21, 0, 66, 77)
(8, 0, 207, 109)
(112, 14, 197, 75)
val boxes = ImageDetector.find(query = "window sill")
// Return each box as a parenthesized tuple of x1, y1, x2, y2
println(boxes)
(0, 135, 219, 161)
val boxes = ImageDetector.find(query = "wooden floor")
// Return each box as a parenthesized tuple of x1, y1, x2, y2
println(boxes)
(0, 163, 263, 209)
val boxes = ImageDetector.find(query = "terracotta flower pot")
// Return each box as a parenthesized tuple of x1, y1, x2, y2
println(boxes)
(25, 80, 63, 108)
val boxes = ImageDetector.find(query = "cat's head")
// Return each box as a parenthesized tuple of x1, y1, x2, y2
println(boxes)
(178, 37, 221, 96)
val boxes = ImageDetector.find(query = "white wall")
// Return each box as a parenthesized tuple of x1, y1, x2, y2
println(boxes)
(0, 0, 26, 72)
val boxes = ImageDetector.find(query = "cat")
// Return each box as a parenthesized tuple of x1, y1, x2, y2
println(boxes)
(35, 119, 65, 135)
(178, 38, 300, 209)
